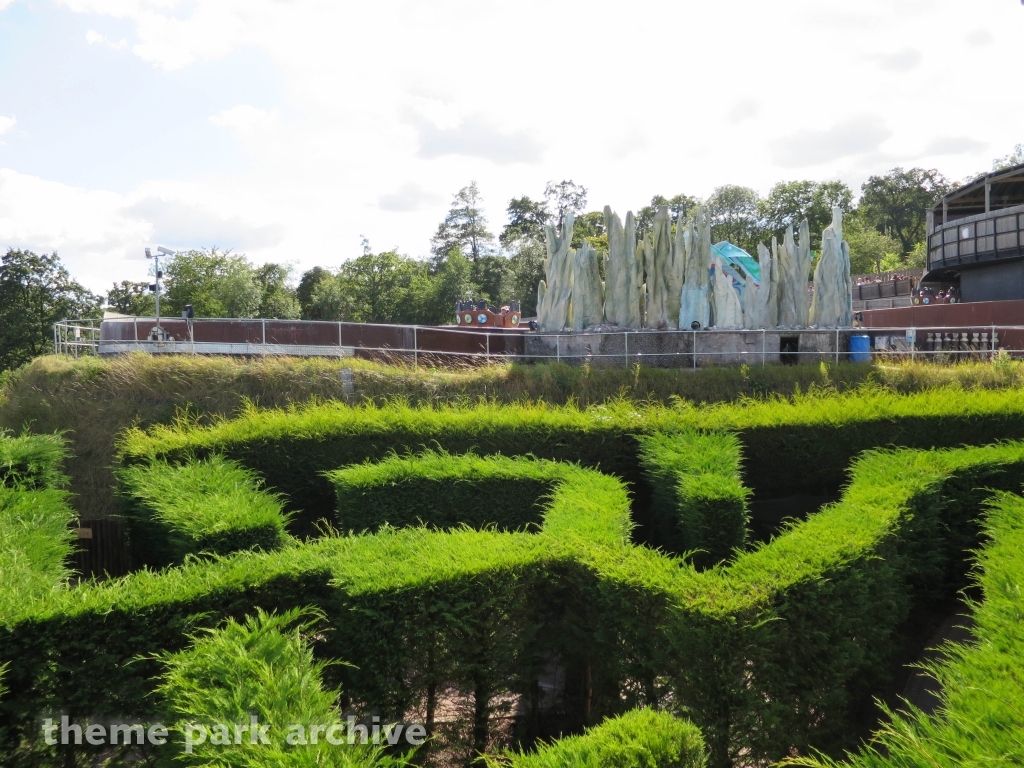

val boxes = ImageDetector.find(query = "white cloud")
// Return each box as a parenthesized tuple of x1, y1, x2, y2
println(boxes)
(0, 116, 15, 137)
(876, 47, 923, 72)
(209, 104, 279, 146)
(412, 114, 543, 165)
(0, 169, 150, 288)
(5, 0, 1020, 284)
(965, 29, 993, 47)
(923, 136, 987, 156)
(378, 184, 441, 213)
(770, 116, 893, 169)
(125, 196, 285, 250)
(85, 29, 128, 49)
(727, 100, 760, 124)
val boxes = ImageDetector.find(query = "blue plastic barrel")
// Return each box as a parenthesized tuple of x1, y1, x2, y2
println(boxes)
(849, 334, 871, 363)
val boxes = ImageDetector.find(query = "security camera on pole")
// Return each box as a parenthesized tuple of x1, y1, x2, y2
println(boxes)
(144, 246, 176, 343)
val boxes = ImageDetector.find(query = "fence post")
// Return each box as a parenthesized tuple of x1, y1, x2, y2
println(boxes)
(624, 331, 628, 366)
(991, 324, 996, 360)
(414, 326, 418, 367)
(911, 328, 916, 362)
(762, 329, 766, 367)
(835, 328, 839, 365)
(556, 334, 560, 363)
(693, 329, 697, 370)
(486, 332, 490, 362)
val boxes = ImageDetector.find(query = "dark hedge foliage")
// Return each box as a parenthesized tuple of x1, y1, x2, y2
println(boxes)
(637, 431, 748, 567)
(4, 435, 1021, 767)
(328, 452, 570, 534)
(116, 456, 292, 568)
(117, 390, 1024, 537)
(787, 491, 1024, 768)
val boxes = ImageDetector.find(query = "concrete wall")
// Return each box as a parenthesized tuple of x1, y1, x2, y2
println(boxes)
(524, 330, 847, 368)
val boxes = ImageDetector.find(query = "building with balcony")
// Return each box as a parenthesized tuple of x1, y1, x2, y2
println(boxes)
(924, 163, 1024, 301)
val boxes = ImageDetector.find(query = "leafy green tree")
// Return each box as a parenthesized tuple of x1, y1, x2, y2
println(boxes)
(993, 143, 1024, 171)
(758, 180, 854, 250)
(255, 263, 301, 319)
(106, 280, 155, 316)
(499, 196, 550, 248)
(431, 182, 494, 262)
(571, 211, 607, 251)
(296, 267, 333, 320)
(472, 255, 511, 306)
(163, 249, 263, 318)
(844, 214, 904, 275)
(503, 242, 545, 317)
(859, 167, 951, 256)
(0, 249, 101, 371)
(706, 185, 762, 254)
(544, 180, 588, 230)
(636, 194, 698, 242)
(332, 246, 423, 323)
(423, 248, 477, 323)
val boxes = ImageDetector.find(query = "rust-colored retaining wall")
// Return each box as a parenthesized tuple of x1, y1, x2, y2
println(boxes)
(860, 299, 1024, 349)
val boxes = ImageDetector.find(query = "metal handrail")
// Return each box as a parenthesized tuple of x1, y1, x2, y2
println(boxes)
(55, 318, 1023, 366)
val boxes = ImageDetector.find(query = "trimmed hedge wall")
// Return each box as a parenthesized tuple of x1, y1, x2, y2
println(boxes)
(787, 490, 1024, 768)
(490, 708, 706, 768)
(637, 431, 748, 567)
(117, 390, 1024, 537)
(328, 452, 565, 535)
(4, 433, 1021, 767)
(0, 431, 68, 491)
(116, 456, 292, 568)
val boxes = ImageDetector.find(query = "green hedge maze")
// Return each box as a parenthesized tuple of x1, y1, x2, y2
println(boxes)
(1, 392, 1024, 767)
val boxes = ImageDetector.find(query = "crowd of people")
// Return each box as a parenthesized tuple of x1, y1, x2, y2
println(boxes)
(914, 286, 961, 304)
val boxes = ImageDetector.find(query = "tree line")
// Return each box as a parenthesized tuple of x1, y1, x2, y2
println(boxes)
(110, 167, 958, 326)
(2, 147, 1021, 373)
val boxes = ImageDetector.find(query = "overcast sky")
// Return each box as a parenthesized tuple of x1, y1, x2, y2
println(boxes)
(0, 0, 1021, 293)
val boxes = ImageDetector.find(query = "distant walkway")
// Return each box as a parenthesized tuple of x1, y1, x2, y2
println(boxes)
(901, 606, 975, 715)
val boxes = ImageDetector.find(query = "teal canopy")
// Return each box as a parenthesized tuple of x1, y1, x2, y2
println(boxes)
(711, 242, 761, 286)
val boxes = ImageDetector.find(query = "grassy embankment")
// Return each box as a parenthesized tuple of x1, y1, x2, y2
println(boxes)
(4, 352, 1024, 519)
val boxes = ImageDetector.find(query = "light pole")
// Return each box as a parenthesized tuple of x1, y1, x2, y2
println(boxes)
(144, 246, 175, 342)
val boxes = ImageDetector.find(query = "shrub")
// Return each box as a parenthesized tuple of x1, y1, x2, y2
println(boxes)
(7, 438, 1024, 766)
(116, 456, 292, 568)
(637, 432, 748, 567)
(156, 608, 405, 767)
(489, 709, 706, 768)
(118, 389, 1024, 534)
(327, 452, 563, 535)
(0, 431, 68, 490)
